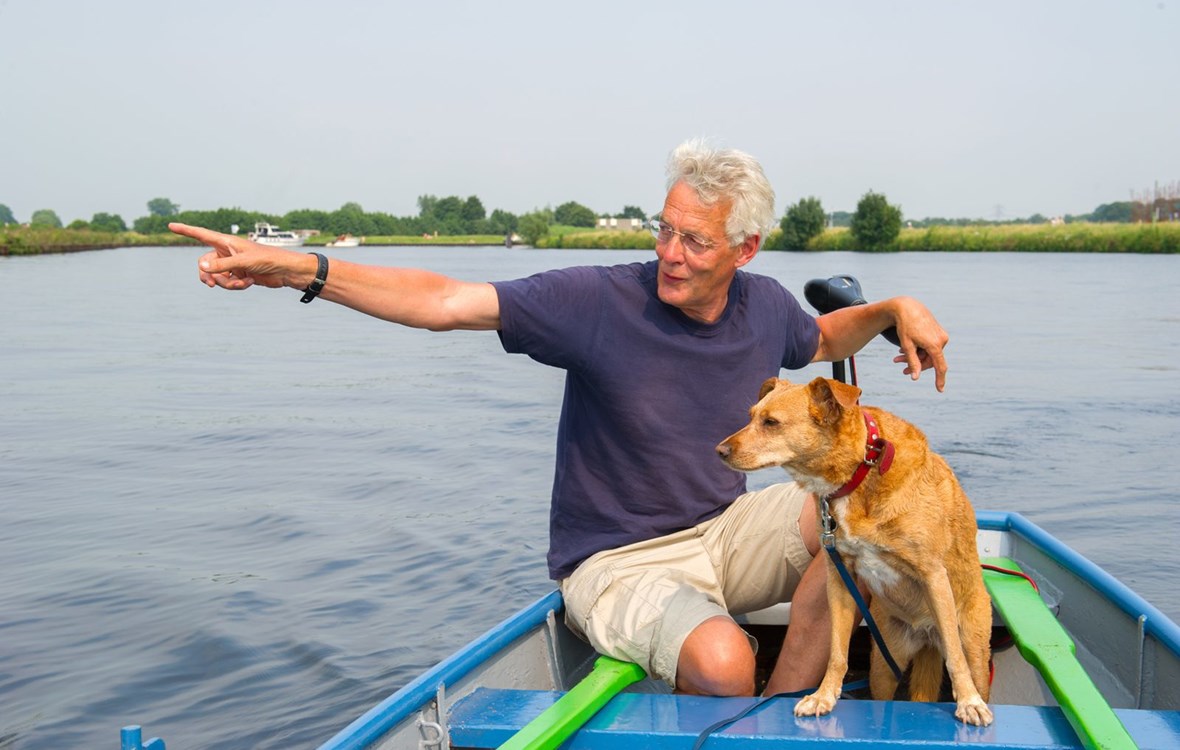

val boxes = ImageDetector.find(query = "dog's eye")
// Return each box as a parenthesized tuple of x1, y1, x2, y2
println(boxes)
(762, 417, 779, 427)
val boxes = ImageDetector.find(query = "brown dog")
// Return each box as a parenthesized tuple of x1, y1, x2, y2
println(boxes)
(717, 376, 993, 726)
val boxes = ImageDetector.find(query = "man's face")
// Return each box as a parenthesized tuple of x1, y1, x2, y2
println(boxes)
(655, 181, 757, 323)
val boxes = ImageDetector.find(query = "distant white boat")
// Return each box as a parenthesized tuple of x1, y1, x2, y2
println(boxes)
(248, 222, 304, 248)
(326, 234, 361, 248)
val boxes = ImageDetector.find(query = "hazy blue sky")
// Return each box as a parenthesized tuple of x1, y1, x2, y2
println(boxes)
(2, 0, 1177, 225)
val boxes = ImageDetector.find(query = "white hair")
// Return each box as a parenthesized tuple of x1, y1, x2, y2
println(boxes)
(665, 138, 776, 249)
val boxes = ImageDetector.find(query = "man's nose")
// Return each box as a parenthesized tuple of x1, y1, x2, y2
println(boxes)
(660, 234, 687, 263)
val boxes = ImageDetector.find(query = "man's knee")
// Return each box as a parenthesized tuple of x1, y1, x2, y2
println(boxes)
(675, 616, 756, 696)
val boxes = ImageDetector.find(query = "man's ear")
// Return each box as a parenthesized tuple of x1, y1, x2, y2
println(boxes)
(734, 234, 759, 268)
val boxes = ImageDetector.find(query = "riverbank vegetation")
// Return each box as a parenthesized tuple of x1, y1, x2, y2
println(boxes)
(3, 187, 1178, 255)
(809, 221, 1180, 253)
(0, 226, 191, 255)
(534, 222, 1180, 253)
(4, 221, 1178, 256)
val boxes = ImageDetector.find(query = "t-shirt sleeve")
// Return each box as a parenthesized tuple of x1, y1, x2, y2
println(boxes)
(746, 273, 819, 370)
(781, 287, 820, 370)
(492, 266, 604, 370)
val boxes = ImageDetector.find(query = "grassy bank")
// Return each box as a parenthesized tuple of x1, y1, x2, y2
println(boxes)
(536, 229, 654, 250)
(5, 222, 1178, 255)
(534, 222, 1180, 253)
(0, 226, 192, 255)
(809, 222, 1180, 253)
(304, 233, 508, 246)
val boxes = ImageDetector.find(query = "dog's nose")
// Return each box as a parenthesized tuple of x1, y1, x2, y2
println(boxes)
(716, 442, 731, 459)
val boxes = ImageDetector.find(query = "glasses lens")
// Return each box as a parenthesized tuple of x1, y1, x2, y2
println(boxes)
(651, 220, 673, 243)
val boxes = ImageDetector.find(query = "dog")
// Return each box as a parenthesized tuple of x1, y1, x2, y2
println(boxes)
(716, 376, 993, 726)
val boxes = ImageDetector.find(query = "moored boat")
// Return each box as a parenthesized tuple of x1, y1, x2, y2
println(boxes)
(248, 222, 305, 248)
(327, 234, 361, 248)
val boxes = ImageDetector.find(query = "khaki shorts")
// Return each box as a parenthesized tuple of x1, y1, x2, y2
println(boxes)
(559, 482, 815, 687)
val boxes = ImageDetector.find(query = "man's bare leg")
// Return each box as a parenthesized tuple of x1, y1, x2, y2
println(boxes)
(676, 616, 756, 696)
(763, 497, 830, 695)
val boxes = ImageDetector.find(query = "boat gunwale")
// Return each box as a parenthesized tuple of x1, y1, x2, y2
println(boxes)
(317, 589, 563, 750)
(976, 510, 1180, 653)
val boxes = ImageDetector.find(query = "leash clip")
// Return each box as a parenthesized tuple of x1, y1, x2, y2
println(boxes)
(820, 497, 837, 549)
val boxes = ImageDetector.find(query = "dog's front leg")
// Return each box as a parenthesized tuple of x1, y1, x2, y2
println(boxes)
(924, 567, 994, 726)
(794, 559, 859, 718)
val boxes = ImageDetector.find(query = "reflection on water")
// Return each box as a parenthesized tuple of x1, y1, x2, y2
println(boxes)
(1, 246, 1177, 748)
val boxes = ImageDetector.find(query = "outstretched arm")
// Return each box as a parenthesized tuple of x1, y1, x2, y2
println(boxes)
(173, 223, 501, 332)
(811, 296, 949, 391)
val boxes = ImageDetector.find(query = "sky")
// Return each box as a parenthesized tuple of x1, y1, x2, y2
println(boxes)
(2, 0, 1178, 226)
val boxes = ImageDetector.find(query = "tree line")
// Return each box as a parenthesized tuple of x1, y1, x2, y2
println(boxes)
(0, 196, 646, 243)
(3, 188, 1175, 248)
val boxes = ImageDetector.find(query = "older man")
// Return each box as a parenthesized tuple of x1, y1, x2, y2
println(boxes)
(174, 138, 948, 697)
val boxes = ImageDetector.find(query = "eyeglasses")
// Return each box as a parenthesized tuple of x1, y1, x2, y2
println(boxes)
(648, 218, 716, 255)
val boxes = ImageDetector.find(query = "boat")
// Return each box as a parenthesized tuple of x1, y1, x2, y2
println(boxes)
(121, 511, 1180, 750)
(327, 234, 361, 248)
(247, 222, 305, 248)
(288, 512, 1177, 750)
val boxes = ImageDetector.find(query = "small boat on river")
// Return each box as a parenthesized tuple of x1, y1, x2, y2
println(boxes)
(304, 512, 1180, 750)
(120, 512, 1180, 750)
(247, 222, 305, 248)
(327, 234, 361, 248)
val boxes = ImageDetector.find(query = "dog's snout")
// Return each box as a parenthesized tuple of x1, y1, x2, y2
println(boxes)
(716, 442, 731, 459)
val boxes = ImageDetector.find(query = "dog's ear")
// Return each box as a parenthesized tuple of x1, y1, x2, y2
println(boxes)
(757, 377, 780, 401)
(807, 377, 862, 424)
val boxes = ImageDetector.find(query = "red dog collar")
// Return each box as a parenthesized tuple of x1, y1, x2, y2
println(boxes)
(822, 411, 895, 502)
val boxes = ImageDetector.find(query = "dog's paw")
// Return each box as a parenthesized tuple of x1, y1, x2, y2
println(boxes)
(955, 695, 994, 726)
(793, 691, 838, 718)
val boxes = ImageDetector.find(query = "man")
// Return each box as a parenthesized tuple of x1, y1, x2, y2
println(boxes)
(174, 138, 948, 697)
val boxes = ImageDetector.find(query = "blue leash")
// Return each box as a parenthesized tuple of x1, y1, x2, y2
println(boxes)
(691, 679, 870, 750)
(820, 496, 906, 681)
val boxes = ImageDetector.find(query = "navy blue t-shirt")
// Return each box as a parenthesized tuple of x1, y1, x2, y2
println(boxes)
(493, 260, 819, 579)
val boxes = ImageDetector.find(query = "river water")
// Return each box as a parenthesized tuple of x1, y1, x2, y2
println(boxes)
(2, 245, 1178, 748)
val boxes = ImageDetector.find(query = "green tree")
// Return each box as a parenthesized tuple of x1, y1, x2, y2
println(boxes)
(1090, 202, 1134, 223)
(616, 205, 647, 220)
(30, 209, 63, 228)
(283, 208, 332, 231)
(0, 203, 16, 225)
(328, 203, 377, 235)
(554, 200, 597, 227)
(778, 196, 826, 251)
(90, 212, 127, 232)
(133, 215, 169, 233)
(518, 210, 550, 245)
(850, 191, 902, 251)
(488, 209, 518, 234)
(461, 195, 486, 223)
(417, 195, 439, 218)
(68, 219, 90, 230)
(147, 197, 180, 217)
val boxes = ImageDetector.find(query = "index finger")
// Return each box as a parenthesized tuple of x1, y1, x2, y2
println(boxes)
(169, 222, 230, 248)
